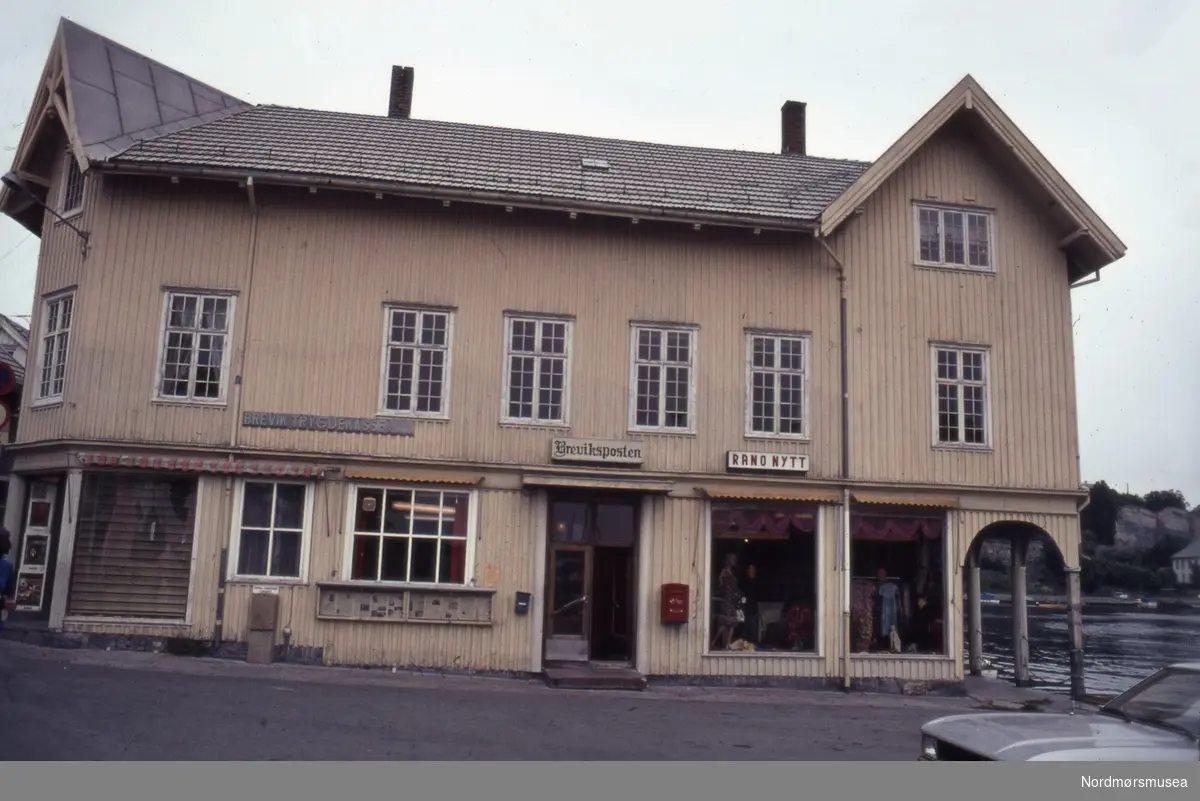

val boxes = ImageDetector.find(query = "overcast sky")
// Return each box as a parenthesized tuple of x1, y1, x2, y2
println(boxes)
(1, 0, 1196, 502)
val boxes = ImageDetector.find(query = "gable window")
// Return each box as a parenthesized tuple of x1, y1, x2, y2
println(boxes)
(346, 485, 474, 585)
(36, 290, 74, 403)
(156, 291, 235, 403)
(630, 323, 696, 433)
(915, 204, 993, 271)
(746, 331, 809, 438)
(502, 314, 572, 425)
(59, 153, 86, 217)
(932, 344, 990, 448)
(231, 480, 312, 581)
(380, 306, 453, 418)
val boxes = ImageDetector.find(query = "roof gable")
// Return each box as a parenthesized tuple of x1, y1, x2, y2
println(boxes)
(820, 75, 1126, 280)
(59, 19, 249, 162)
(0, 17, 249, 232)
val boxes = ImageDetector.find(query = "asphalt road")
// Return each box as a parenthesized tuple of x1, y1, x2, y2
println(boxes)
(0, 641, 973, 760)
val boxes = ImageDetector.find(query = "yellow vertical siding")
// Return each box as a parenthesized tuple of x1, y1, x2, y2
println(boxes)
(217, 483, 538, 673)
(840, 127, 1081, 491)
(641, 497, 835, 679)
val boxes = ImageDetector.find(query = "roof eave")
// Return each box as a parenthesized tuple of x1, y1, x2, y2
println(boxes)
(94, 160, 820, 233)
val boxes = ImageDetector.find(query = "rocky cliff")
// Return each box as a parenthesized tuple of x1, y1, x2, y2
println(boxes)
(1103, 506, 1199, 558)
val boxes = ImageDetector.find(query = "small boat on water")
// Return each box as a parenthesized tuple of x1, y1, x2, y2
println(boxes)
(1033, 601, 1068, 611)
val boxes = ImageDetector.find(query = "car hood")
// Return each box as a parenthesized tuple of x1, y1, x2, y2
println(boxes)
(922, 712, 1200, 761)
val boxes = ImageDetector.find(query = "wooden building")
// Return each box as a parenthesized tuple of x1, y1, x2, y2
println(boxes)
(0, 19, 1126, 692)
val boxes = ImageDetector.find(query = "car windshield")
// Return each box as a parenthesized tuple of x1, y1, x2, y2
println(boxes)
(1101, 668, 1200, 738)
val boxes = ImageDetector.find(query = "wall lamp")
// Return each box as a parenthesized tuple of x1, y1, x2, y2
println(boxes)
(1, 171, 91, 257)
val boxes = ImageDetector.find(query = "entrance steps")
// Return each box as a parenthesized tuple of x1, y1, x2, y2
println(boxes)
(542, 662, 647, 691)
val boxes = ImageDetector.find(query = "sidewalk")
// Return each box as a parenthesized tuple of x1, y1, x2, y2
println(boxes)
(1, 637, 1073, 711)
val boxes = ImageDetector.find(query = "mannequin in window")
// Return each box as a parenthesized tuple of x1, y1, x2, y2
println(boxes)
(739, 563, 760, 643)
(875, 567, 901, 651)
(711, 553, 742, 650)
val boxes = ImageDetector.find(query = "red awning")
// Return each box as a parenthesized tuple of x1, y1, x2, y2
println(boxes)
(77, 452, 325, 478)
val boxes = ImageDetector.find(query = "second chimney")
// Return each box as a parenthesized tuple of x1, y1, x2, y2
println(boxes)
(781, 100, 806, 156)
(388, 66, 415, 119)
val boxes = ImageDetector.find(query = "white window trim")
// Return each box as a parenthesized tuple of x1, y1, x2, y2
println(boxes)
(58, 151, 86, 219)
(31, 288, 76, 408)
(377, 304, 455, 421)
(700, 499, 826, 659)
(499, 313, 574, 427)
(930, 342, 993, 451)
(152, 289, 238, 406)
(339, 483, 480, 588)
(227, 478, 316, 584)
(912, 203, 996, 273)
(743, 329, 811, 441)
(627, 322, 698, 435)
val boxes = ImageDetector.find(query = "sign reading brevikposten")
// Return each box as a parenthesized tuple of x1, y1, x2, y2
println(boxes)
(551, 437, 644, 465)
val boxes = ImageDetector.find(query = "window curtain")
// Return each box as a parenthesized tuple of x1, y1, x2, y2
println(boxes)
(851, 515, 942, 542)
(712, 506, 817, 538)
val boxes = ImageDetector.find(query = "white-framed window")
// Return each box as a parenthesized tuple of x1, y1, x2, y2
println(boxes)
(229, 480, 314, 581)
(931, 344, 991, 448)
(379, 305, 453, 418)
(155, 290, 235, 403)
(59, 152, 86, 217)
(629, 323, 696, 433)
(344, 484, 475, 586)
(35, 289, 74, 403)
(914, 203, 994, 271)
(746, 331, 809, 438)
(501, 314, 572, 425)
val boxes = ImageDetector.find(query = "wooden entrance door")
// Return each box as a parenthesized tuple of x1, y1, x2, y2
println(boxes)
(542, 494, 638, 664)
(545, 543, 592, 662)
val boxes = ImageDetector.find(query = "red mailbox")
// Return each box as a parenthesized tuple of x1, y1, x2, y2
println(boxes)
(660, 583, 689, 624)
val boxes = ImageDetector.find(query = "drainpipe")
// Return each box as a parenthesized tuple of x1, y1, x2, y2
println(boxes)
(215, 176, 260, 653)
(817, 232, 852, 690)
(229, 176, 261, 453)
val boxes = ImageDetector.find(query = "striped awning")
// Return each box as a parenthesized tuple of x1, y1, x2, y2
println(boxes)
(341, 466, 482, 485)
(851, 491, 959, 508)
(77, 452, 324, 478)
(700, 484, 841, 504)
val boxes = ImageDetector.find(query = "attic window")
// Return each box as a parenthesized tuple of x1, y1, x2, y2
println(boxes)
(581, 157, 610, 172)
(60, 153, 86, 217)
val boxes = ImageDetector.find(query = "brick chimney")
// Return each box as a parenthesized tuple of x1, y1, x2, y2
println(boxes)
(781, 100, 806, 156)
(388, 66, 414, 119)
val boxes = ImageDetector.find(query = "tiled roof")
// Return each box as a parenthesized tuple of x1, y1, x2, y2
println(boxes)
(109, 106, 873, 224)
(1174, 538, 1200, 560)
(0, 313, 28, 340)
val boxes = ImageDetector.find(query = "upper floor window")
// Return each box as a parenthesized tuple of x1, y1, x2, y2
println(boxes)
(35, 290, 74, 404)
(346, 485, 474, 585)
(231, 480, 313, 581)
(746, 331, 809, 438)
(932, 344, 990, 448)
(59, 153, 86, 217)
(156, 290, 235, 403)
(380, 305, 453, 419)
(502, 314, 572, 425)
(630, 323, 696, 433)
(914, 204, 993, 272)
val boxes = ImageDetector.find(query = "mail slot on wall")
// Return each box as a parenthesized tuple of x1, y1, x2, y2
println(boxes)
(660, 583, 689, 624)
